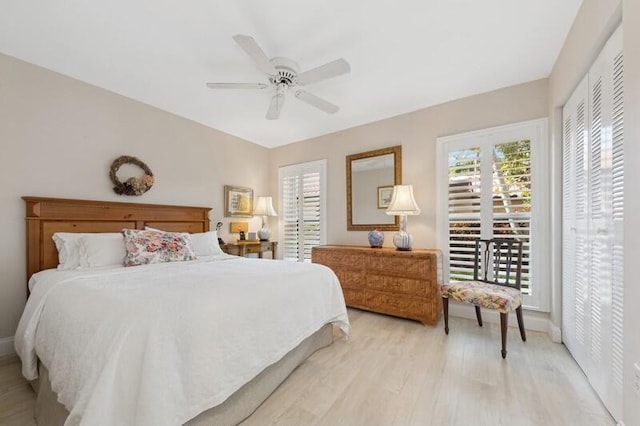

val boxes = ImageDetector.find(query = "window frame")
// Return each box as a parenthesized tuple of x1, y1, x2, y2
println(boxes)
(435, 118, 550, 311)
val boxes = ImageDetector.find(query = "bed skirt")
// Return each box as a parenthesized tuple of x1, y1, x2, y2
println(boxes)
(33, 324, 334, 426)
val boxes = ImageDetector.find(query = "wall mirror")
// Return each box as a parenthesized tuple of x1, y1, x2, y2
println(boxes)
(347, 145, 401, 231)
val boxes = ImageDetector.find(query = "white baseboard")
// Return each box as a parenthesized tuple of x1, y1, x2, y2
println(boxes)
(0, 336, 15, 357)
(448, 302, 555, 337)
(548, 322, 562, 343)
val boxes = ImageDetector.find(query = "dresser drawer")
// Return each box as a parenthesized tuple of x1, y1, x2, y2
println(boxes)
(366, 275, 428, 296)
(364, 256, 431, 279)
(314, 250, 364, 269)
(364, 291, 427, 317)
(335, 270, 365, 289)
(342, 288, 365, 307)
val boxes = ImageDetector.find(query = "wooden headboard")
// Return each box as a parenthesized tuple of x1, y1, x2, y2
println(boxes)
(23, 196, 212, 284)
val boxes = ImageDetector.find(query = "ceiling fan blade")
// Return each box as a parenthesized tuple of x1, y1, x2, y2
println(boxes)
(296, 58, 350, 86)
(295, 90, 339, 114)
(206, 82, 267, 90)
(232, 34, 278, 76)
(266, 91, 286, 120)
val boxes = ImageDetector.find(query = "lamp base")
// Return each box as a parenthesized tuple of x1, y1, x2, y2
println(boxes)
(393, 231, 414, 251)
(258, 227, 271, 241)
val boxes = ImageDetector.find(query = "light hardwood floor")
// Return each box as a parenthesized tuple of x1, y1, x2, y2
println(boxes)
(0, 351, 35, 426)
(0, 309, 614, 426)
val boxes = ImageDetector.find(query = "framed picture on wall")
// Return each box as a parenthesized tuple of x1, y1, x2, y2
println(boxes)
(224, 185, 254, 217)
(377, 185, 393, 209)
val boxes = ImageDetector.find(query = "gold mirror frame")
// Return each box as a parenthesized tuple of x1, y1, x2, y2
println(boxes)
(346, 145, 402, 231)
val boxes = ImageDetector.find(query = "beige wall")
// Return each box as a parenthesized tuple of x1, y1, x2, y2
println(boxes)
(0, 54, 268, 342)
(269, 79, 548, 252)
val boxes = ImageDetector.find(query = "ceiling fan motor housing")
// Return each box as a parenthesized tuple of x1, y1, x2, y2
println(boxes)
(269, 57, 299, 87)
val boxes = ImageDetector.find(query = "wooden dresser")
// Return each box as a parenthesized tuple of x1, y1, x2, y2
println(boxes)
(312, 245, 443, 325)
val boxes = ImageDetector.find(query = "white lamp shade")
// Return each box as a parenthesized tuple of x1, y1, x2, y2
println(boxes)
(386, 185, 421, 215)
(253, 196, 278, 216)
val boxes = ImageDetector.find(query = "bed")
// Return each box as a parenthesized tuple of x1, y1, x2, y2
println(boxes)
(15, 197, 350, 426)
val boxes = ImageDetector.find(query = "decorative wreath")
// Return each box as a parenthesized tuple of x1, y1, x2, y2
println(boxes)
(109, 155, 154, 196)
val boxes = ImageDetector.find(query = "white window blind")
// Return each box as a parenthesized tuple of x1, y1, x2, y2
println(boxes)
(278, 160, 326, 262)
(437, 119, 548, 310)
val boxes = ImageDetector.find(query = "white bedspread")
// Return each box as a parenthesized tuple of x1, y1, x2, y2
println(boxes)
(15, 256, 349, 426)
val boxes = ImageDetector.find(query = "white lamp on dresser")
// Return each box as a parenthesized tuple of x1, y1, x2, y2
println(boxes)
(253, 196, 278, 241)
(386, 184, 421, 251)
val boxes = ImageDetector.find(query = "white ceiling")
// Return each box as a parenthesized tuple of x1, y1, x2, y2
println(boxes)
(0, 0, 582, 148)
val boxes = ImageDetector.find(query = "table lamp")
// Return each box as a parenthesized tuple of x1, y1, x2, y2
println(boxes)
(386, 184, 421, 251)
(254, 196, 278, 241)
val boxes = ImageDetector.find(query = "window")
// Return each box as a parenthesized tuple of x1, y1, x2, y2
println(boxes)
(278, 160, 327, 262)
(436, 119, 549, 310)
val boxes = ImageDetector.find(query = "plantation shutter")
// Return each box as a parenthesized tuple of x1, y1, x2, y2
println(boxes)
(438, 119, 546, 309)
(301, 171, 322, 261)
(281, 175, 300, 261)
(278, 160, 326, 262)
(561, 25, 623, 422)
(447, 148, 482, 282)
(492, 140, 532, 292)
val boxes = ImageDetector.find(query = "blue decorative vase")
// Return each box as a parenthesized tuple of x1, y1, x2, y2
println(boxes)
(368, 229, 384, 248)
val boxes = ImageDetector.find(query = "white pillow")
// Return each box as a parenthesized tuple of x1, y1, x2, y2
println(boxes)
(190, 231, 224, 256)
(52, 232, 124, 270)
(79, 233, 126, 269)
(146, 227, 223, 257)
(52, 233, 85, 270)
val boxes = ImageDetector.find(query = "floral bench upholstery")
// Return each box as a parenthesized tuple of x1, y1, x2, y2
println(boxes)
(441, 280, 522, 314)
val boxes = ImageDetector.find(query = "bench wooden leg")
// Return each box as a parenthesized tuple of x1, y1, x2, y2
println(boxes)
(442, 297, 449, 335)
(475, 305, 483, 327)
(500, 312, 508, 359)
(516, 306, 526, 341)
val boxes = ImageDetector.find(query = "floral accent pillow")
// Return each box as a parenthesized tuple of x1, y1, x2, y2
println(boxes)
(122, 229, 196, 266)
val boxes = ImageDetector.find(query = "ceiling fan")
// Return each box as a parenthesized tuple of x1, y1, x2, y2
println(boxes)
(206, 35, 350, 120)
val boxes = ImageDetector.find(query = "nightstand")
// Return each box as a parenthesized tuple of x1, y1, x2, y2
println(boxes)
(222, 241, 278, 259)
